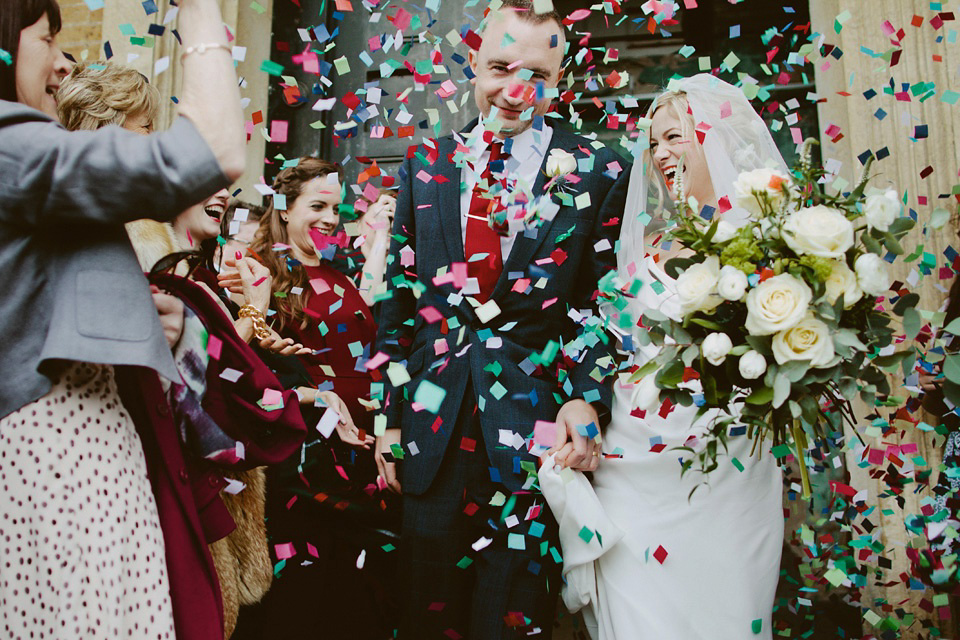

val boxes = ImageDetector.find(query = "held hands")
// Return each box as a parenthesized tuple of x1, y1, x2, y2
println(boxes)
(150, 285, 184, 349)
(546, 399, 603, 472)
(374, 427, 402, 494)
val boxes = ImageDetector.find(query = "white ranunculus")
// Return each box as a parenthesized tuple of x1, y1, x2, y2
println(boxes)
(676, 255, 722, 314)
(733, 167, 790, 215)
(545, 149, 577, 177)
(717, 265, 749, 301)
(711, 219, 739, 244)
(854, 253, 891, 297)
(771, 315, 835, 368)
(863, 189, 900, 232)
(782, 205, 855, 259)
(744, 273, 812, 336)
(702, 332, 733, 365)
(823, 259, 863, 308)
(738, 350, 767, 379)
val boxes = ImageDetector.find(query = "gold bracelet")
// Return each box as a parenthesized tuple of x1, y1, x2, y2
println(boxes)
(181, 42, 231, 62)
(238, 305, 271, 340)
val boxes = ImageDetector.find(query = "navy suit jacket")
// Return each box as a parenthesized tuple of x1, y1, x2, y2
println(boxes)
(376, 121, 630, 495)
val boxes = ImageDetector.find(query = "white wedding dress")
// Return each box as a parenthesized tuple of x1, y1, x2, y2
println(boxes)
(542, 256, 784, 640)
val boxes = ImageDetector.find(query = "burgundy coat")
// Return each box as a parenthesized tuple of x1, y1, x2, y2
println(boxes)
(117, 272, 307, 640)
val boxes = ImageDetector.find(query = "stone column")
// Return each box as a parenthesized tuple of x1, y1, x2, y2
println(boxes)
(59, 0, 272, 199)
(810, 0, 960, 636)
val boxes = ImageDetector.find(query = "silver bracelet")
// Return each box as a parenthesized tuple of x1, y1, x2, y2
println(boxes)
(180, 42, 231, 61)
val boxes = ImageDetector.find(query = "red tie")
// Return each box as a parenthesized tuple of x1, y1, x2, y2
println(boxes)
(465, 140, 506, 303)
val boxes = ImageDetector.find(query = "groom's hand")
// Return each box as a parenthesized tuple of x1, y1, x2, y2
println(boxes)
(375, 428, 403, 494)
(548, 399, 602, 472)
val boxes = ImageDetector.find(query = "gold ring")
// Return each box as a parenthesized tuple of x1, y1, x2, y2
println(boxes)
(592, 450, 600, 457)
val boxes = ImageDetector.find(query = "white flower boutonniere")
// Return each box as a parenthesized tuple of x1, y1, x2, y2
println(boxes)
(546, 149, 577, 178)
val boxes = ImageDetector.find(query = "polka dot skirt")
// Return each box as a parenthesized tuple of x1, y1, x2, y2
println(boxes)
(0, 362, 174, 638)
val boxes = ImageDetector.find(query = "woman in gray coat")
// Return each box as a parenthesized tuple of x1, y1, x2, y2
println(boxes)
(0, 0, 245, 636)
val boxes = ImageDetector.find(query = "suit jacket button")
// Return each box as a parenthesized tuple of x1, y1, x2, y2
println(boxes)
(208, 475, 220, 487)
(157, 402, 170, 417)
(178, 468, 189, 483)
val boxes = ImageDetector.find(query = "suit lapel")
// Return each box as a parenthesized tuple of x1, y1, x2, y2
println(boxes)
(492, 125, 577, 299)
(436, 135, 465, 264)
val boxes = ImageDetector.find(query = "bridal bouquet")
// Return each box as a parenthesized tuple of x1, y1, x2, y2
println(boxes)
(628, 142, 916, 497)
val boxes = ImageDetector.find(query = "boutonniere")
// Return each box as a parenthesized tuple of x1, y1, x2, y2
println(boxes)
(545, 149, 577, 179)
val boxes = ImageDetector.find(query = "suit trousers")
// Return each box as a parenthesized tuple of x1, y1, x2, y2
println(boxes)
(399, 379, 562, 639)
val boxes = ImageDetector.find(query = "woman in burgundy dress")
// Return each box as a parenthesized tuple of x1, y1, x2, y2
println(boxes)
(227, 158, 398, 639)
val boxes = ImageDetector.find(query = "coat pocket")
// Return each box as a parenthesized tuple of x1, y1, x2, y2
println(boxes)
(76, 269, 154, 341)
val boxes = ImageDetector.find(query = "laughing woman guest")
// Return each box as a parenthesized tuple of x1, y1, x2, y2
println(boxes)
(0, 0, 244, 638)
(227, 158, 398, 640)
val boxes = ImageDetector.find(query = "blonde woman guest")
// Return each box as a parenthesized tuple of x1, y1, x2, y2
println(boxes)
(0, 0, 244, 638)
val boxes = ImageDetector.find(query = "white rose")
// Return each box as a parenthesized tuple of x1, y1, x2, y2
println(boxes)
(738, 350, 767, 379)
(702, 332, 733, 365)
(823, 260, 862, 308)
(771, 315, 835, 368)
(733, 168, 790, 215)
(782, 205, 855, 259)
(863, 189, 900, 232)
(675, 256, 722, 314)
(717, 265, 749, 301)
(854, 253, 891, 297)
(711, 219, 739, 244)
(744, 273, 812, 336)
(545, 149, 577, 177)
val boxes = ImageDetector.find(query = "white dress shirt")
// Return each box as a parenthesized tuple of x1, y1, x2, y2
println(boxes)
(458, 121, 555, 263)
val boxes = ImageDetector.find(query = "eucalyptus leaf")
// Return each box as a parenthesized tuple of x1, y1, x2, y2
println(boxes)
(745, 386, 774, 405)
(944, 318, 960, 336)
(944, 355, 960, 386)
(931, 207, 951, 230)
(882, 233, 904, 256)
(892, 293, 920, 317)
(861, 231, 882, 255)
(682, 345, 700, 367)
(834, 329, 868, 352)
(902, 306, 921, 341)
(689, 317, 725, 331)
(888, 216, 916, 236)
(779, 360, 809, 382)
(642, 308, 669, 324)
(626, 359, 660, 383)
(773, 373, 791, 409)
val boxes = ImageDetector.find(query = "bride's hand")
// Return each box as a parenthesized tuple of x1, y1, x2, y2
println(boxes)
(547, 399, 603, 472)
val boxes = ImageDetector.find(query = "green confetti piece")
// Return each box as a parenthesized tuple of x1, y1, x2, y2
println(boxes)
(578, 526, 594, 543)
(260, 59, 284, 76)
(731, 457, 744, 472)
(751, 619, 762, 634)
(489, 381, 507, 400)
(507, 533, 526, 550)
(771, 444, 792, 458)
(456, 556, 473, 569)
(414, 379, 446, 414)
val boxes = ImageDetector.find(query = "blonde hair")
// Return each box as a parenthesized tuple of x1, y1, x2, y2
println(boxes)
(57, 61, 159, 132)
(644, 90, 698, 216)
(250, 157, 344, 330)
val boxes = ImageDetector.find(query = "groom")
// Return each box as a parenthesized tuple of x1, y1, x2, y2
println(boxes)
(375, 1, 629, 636)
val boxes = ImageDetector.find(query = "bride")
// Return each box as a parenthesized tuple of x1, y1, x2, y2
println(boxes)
(541, 75, 787, 639)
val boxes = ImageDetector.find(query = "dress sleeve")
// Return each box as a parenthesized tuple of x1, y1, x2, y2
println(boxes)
(0, 115, 229, 229)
